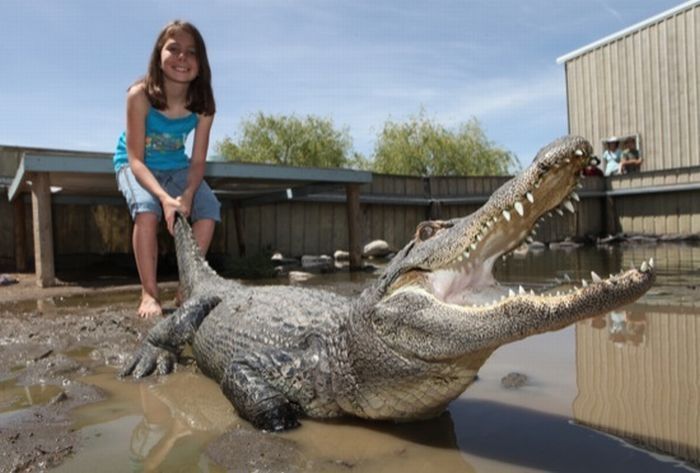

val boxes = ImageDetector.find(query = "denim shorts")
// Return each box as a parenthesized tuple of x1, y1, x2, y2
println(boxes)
(116, 166, 221, 222)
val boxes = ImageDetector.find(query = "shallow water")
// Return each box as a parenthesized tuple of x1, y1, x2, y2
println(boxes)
(10, 243, 700, 471)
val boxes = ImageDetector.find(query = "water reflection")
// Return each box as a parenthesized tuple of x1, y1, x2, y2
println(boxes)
(590, 309, 647, 346)
(574, 305, 700, 466)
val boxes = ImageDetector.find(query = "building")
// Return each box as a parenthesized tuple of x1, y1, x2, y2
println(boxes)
(558, 1, 700, 236)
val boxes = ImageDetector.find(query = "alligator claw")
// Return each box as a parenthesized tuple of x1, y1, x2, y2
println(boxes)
(120, 343, 176, 379)
(253, 403, 301, 432)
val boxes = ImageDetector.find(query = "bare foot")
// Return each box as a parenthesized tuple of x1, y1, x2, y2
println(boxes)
(138, 296, 163, 318)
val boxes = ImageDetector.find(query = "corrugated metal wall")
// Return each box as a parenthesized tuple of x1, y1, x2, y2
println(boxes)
(565, 3, 700, 171)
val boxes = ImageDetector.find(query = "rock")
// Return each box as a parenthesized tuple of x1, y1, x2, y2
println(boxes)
(271, 253, 299, 266)
(549, 238, 582, 250)
(289, 271, 314, 284)
(501, 372, 528, 389)
(528, 241, 546, 250)
(49, 391, 68, 405)
(333, 250, 350, 261)
(513, 243, 529, 258)
(301, 255, 334, 272)
(0, 274, 19, 286)
(363, 240, 394, 258)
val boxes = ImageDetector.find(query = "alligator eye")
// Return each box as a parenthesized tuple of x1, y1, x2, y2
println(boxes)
(417, 222, 436, 241)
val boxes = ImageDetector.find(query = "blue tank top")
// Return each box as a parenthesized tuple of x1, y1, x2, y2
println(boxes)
(113, 108, 199, 172)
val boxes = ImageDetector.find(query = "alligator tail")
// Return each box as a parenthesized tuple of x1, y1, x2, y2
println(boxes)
(174, 212, 223, 298)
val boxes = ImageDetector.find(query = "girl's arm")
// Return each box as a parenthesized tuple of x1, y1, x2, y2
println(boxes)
(125, 84, 182, 234)
(178, 113, 215, 216)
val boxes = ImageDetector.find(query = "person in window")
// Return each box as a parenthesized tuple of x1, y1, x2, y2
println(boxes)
(603, 137, 621, 176)
(620, 138, 642, 174)
(582, 156, 604, 177)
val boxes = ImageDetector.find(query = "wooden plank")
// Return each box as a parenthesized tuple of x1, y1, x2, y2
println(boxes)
(259, 204, 276, 251)
(275, 203, 291, 255)
(346, 184, 362, 269)
(332, 204, 348, 251)
(13, 199, 27, 271)
(30, 172, 55, 287)
(318, 204, 335, 255)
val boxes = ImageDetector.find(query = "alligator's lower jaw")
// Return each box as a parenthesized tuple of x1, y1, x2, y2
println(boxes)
(396, 258, 655, 313)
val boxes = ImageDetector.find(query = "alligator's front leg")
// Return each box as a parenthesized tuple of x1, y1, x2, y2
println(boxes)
(221, 361, 301, 432)
(120, 296, 221, 378)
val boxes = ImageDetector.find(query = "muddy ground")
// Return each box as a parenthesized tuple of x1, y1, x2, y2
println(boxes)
(0, 272, 375, 473)
(0, 274, 165, 472)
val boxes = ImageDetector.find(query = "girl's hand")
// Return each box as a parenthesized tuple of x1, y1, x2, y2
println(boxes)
(177, 190, 194, 219)
(162, 196, 183, 235)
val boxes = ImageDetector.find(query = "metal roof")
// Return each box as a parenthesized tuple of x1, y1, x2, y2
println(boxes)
(556, 0, 699, 64)
(7, 151, 372, 204)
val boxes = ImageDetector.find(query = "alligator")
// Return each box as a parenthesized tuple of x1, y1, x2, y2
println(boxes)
(121, 135, 655, 432)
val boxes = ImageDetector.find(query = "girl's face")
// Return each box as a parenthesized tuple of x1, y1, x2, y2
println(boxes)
(160, 30, 199, 85)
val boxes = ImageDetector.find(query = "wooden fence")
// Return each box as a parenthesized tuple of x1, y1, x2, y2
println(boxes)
(0, 173, 608, 271)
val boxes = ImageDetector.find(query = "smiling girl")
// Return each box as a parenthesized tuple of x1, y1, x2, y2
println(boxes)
(113, 21, 220, 318)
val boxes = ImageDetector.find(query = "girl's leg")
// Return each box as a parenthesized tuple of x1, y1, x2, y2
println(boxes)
(133, 212, 162, 318)
(192, 218, 216, 255)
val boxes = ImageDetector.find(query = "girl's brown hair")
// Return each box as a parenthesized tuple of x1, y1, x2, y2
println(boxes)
(142, 20, 216, 115)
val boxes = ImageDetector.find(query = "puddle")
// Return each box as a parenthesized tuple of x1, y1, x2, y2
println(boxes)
(2, 243, 700, 471)
(0, 378, 63, 413)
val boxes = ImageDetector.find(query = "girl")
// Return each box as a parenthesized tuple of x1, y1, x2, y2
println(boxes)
(113, 20, 221, 318)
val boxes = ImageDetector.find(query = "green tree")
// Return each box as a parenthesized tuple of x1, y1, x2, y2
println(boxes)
(217, 113, 355, 168)
(371, 114, 518, 176)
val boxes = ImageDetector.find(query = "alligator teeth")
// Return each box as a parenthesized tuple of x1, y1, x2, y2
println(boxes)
(582, 279, 588, 287)
(641, 261, 649, 272)
(518, 285, 526, 295)
(571, 192, 580, 202)
(577, 182, 584, 189)
(530, 290, 535, 296)
(457, 255, 463, 262)
(648, 257, 655, 269)
(503, 210, 511, 221)
(526, 192, 534, 203)
(509, 289, 515, 297)
(526, 236, 534, 243)
(514, 201, 524, 216)
(547, 211, 553, 218)
(591, 271, 602, 283)
(463, 251, 470, 259)
(563, 200, 575, 213)
(470, 243, 477, 251)
(575, 149, 584, 156)
(555, 208, 564, 216)
(563, 273, 571, 281)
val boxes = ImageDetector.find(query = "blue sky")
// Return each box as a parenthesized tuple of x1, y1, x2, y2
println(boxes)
(0, 0, 684, 167)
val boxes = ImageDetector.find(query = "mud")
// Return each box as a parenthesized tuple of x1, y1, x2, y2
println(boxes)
(0, 276, 158, 473)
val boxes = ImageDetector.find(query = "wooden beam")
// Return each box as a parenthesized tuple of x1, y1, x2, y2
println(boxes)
(233, 203, 246, 257)
(13, 198, 27, 272)
(346, 184, 363, 270)
(30, 173, 56, 287)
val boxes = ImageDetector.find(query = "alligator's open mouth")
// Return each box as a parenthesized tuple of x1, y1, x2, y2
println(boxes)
(387, 136, 654, 310)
